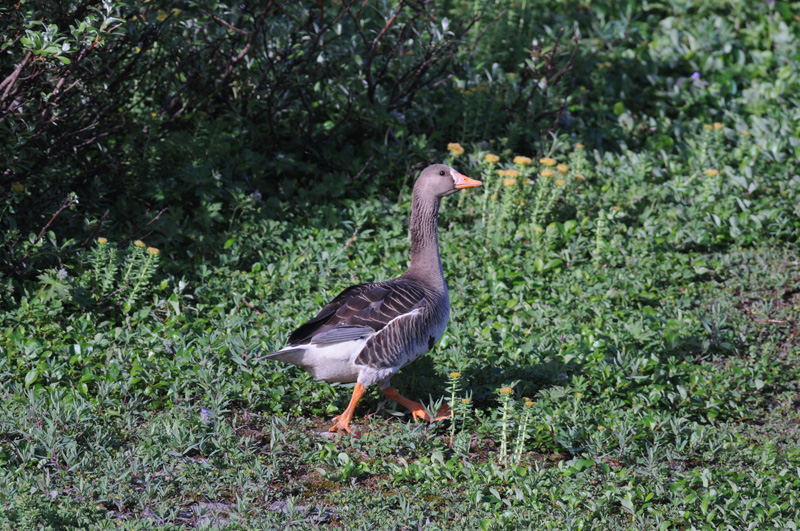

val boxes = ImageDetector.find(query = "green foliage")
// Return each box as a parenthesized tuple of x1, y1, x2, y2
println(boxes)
(1, 0, 800, 529)
(1, 0, 579, 290)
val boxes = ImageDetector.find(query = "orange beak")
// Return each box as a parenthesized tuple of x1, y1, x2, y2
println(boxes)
(453, 171, 482, 189)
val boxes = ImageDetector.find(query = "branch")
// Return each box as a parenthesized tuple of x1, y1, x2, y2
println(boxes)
(200, 9, 253, 35)
(36, 194, 77, 241)
(365, 0, 407, 103)
(118, 208, 169, 248)
(0, 51, 32, 102)
(81, 210, 109, 247)
(240, 297, 265, 317)
(4, 193, 79, 275)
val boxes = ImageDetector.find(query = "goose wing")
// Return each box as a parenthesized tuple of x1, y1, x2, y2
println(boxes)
(287, 281, 428, 352)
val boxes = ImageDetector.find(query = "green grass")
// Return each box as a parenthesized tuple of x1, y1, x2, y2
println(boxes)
(2, 1, 800, 530)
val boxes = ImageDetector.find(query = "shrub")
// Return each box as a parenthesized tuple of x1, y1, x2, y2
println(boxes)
(1, 0, 578, 297)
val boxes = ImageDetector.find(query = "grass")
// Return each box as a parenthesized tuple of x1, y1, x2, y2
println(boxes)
(2, 1, 800, 530)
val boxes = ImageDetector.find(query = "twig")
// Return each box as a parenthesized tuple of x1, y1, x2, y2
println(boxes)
(467, 10, 504, 61)
(346, 153, 376, 183)
(81, 210, 109, 247)
(5, 193, 78, 274)
(241, 297, 265, 317)
(36, 194, 78, 241)
(200, 9, 252, 35)
(365, 0, 407, 103)
(0, 51, 32, 102)
(119, 208, 168, 248)
(343, 228, 359, 253)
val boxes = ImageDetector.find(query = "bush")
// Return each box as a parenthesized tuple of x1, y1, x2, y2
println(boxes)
(1, 0, 579, 301)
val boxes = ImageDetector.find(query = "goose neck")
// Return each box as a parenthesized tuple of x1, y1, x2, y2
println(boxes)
(406, 189, 445, 288)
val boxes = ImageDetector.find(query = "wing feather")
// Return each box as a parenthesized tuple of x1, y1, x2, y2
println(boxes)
(287, 281, 427, 350)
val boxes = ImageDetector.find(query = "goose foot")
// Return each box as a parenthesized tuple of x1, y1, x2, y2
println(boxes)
(382, 387, 451, 422)
(327, 382, 366, 435)
(328, 417, 353, 434)
(431, 402, 451, 421)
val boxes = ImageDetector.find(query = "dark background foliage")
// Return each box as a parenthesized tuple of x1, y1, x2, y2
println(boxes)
(1, 0, 580, 295)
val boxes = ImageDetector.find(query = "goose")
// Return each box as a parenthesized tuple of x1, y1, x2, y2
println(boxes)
(261, 164, 482, 433)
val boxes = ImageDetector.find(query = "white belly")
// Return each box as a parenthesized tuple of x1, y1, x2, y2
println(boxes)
(286, 340, 366, 383)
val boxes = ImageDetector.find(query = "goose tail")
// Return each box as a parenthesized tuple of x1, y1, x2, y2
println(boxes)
(252, 347, 305, 364)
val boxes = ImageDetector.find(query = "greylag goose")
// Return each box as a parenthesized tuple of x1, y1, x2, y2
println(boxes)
(262, 164, 481, 433)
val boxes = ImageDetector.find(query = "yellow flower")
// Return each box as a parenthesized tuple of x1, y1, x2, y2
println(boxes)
(513, 156, 532, 165)
(485, 153, 500, 164)
(523, 178, 532, 185)
(703, 124, 713, 130)
(576, 143, 584, 149)
(147, 247, 160, 256)
(713, 122, 723, 130)
(503, 179, 517, 187)
(539, 157, 557, 167)
(557, 164, 568, 174)
(575, 174, 586, 181)
(449, 372, 462, 379)
(533, 226, 543, 233)
(575, 393, 583, 398)
(741, 130, 750, 136)
(597, 425, 606, 431)
(447, 143, 465, 155)
(11, 182, 24, 192)
(540, 169, 555, 178)
(461, 398, 471, 404)
(97, 237, 108, 245)
(555, 179, 566, 186)
(523, 398, 534, 407)
(497, 169, 519, 178)
(611, 206, 622, 211)
(499, 387, 513, 395)
(703, 169, 719, 177)
(134, 240, 145, 248)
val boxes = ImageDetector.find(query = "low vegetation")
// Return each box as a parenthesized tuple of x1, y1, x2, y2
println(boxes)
(1, 1, 799, 529)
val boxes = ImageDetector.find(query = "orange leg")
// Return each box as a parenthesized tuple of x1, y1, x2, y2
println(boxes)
(382, 387, 451, 422)
(329, 382, 367, 434)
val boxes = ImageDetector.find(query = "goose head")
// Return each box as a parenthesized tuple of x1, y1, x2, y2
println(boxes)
(416, 164, 482, 198)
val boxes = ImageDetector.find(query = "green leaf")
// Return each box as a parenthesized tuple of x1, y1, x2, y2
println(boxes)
(620, 497, 635, 514)
(24, 368, 39, 387)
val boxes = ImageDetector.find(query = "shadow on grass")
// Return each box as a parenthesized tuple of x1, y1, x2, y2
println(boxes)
(393, 354, 572, 410)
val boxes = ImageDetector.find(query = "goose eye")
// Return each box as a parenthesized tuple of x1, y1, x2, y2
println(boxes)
(439, 170, 445, 176)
